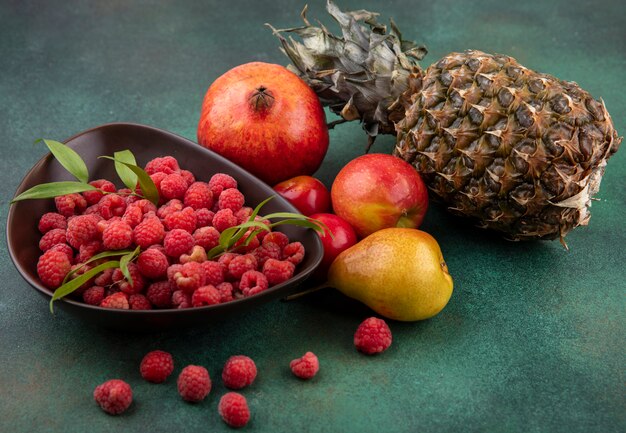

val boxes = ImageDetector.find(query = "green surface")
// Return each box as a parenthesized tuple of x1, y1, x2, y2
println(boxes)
(1, 0, 625, 432)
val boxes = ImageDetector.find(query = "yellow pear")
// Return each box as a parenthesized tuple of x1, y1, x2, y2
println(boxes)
(328, 228, 453, 321)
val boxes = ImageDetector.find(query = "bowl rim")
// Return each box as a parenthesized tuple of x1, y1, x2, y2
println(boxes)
(6, 122, 323, 316)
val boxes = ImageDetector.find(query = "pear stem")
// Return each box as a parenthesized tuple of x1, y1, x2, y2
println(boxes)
(282, 282, 330, 301)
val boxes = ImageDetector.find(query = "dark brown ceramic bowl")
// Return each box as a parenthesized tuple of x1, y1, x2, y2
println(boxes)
(7, 123, 323, 332)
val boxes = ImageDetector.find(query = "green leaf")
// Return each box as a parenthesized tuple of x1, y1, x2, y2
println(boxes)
(11, 181, 97, 203)
(113, 150, 138, 191)
(50, 260, 120, 313)
(63, 249, 135, 284)
(119, 246, 140, 287)
(269, 218, 328, 235)
(100, 156, 159, 205)
(38, 139, 90, 183)
(248, 196, 275, 222)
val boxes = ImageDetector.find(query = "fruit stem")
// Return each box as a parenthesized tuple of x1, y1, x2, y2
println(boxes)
(282, 282, 329, 301)
(250, 86, 275, 111)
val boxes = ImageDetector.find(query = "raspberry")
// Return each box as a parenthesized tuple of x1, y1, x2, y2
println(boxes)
(140, 350, 174, 383)
(201, 260, 225, 286)
(121, 203, 143, 228)
(239, 271, 269, 297)
(164, 206, 197, 233)
(177, 365, 211, 402)
(39, 228, 67, 252)
(150, 171, 168, 201)
(228, 254, 258, 280)
(38, 212, 67, 234)
(93, 379, 133, 415)
(209, 173, 237, 197)
(290, 352, 319, 380)
(195, 208, 214, 228)
(82, 286, 105, 306)
(216, 282, 234, 303)
(222, 355, 257, 390)
(262, 259, 295, 286)
(55, 193, 87, 217)
(262, 231, 290, 250)
(112, 263, 145, 295)
(180, 169, 195, 186)
(164, 229, 195, 257)
(77, 240, 102, 263)
(161, 173, 188, 200)
(83, 179, 116, 206)
(173, 261, 206, 294)
(84, 204, 101, 216)
(134, 199, 158, 215)
(217, 253, 238, 274)
(283, 242, 305, 265)
(94, 268, 114, 287)
(180, 245, 207, 264)
(167, 263, 183, 286)
(129, 294, 152, 310)
(66, 214, 99, 249)
(354, 317, 393, 355)
(137, 249, 169, 279)
(235, 207, 253, 224)
(157, 199, 183, 219)
(102, 220, 133, 250)
(218, 188, 245, 212)
(100, 292, 130, 309)
(253, 242, 282, 267)
(172, 290, 191, 309)
(49, 243, 74, 263)
(212, 208, 237, 232)
(133, 216, 165, 248)
(145, 156, 180, 175)
(218, 392, 250, 428)
(37, 249, 71, 289)
(193, 226, 220, 250)
(98, 194, 127, 219)
(184, 182, 213, 210)
(232, 229, 261, 253)
(117, 188, 139, 204)
(68, 263, 96, 294)
(146, 281, 173, 308)
(191, 285, 221, 307)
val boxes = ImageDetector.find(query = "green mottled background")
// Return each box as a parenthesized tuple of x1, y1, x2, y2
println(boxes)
(1, 1, 624, 432)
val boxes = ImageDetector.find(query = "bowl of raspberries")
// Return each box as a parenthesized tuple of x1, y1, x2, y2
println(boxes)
(7, 123, 323, 331)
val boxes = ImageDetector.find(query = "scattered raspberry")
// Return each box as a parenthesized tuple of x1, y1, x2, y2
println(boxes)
(354, 317, 393, 355)
(177, 365, 211, 402)
(164, 229, 195, 258)
(191, 285, 221, 307)
(82, 286, 105, 306)
(140, 350, 175, 383)
(150, 172, 168, 201)
(49, 243, 74, 263)
(183, 182, 213, 210)
(217, 253, 238, 274)
(216, 282, 234, 303)
(160, 173, 188, 200)
(232, 229, 260, 253)
(180, 169, 195, 186)
(218, 392, 250, 428)
(93, 379, 133, 415)
(157, 199, 183, 220)
(290, 352, 319, 380)
(38, 212, 67, 234)
(171, 290, 191, 309)
(239, 271, 269, 297)
(39, 228, 67, 252)
(222, 356, 257, 390)
(83, 179, 116, 206)
(253, 242, 282, 266)
(193, 226, 220, 250)
(129, 294, 152, 310)
(118, 188, 140, 205)
(145, 156, 180, 175)
(102, 220, 133, 250)
(133, 216, 165, 248)
(112, 263, 145, 295)
(84, 204, 101, 216)
(164, 206, 197, 233)
(100, 292, 130, 310)
(262, 259, 295, 286)
(55, 193, 87, 217)
(235, 207, 253, 224)
(37, 249, 71, 289)
(201, 260, 225, 286)
(121, 203, 143, 228)
(98, 194, 127, 219)
(180, 245, 207, 264)
(77, 240, 102, 263)
(195, 208, 214, 228)
(228, 254, 258, 280)
(212, 208, 237, 232)
(262, 231, 289, 250)
(173, 261, 206, 294)
(146, 281, 173, 308)
(283, 242, 305, 265)
(218, 188, 245, 212)
(94, 268, 114, 287)
(209, 173, 237, 197)
(66, 214, 100, 249)
(137, 248, 169, 279)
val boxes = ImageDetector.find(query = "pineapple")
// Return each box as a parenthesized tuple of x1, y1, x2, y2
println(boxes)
(268, 1, 621, 245)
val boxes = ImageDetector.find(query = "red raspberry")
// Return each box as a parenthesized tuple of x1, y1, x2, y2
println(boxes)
(173, 261, 206, 294)
(83, 179, 116, 206)
(98, 194, 127, 219)
(239, 271, 269, 297)
(145, 156, 180, 175)
(140, 350, 174, 383)
(212, 208, 237, 232)
(191, 285, 221, 307)
(354, 317, 393, 355)
(112, 263, 145, 295)
(222, 355, 257, 390)
(82, 285, 105, 305)
(84, 204, 100, 216)
(161, 173, 188, 200)
(290, 352, 319, 380)
(184, 182, 213, 210)
(119, 188, 140, 205)
(218, 392, 250, 428)
(133, 216, 165, 248)
(193, 226, 220, 250)
(121, 203, 143, 228)
(77, 240, 102, 263)
(38, 212, 67, 234)
(129, 294, 152, 310)
(94, 268, 114, 287)
(232, 229, 261, 253)
(164, 206, 197, 233)
(262, 259, 295, 286)
(49, 243, 74, 263)
(180, 169, 195, 186)
(253, 242, 282, 266)
(102, 220, 133, 250)
(167, 263, 183, 286)
(100, 292, 130, 309)
(146, 281, 173, 308)
(150, 172, 168, 201)
(66, 214, 99, 249)
(137, 249, 169, 279)
(209, 173, 237, 197)
(216, 282, 234, 303)
(263, 231, 290, 250)
(177, 365, 211, 402)
(157, 199, 183, 219)
(164, 229, 195, 257)
(283, 242, 305, 265)
(195, 208, 214, 228)
(172, 290, 191, 309)
(201, 260, 225, 285)
(133, 199, 158, 215)
(235, 207, 253, 224)
(218, 188, 245, 212)
(217, 253, 238, 274)
(55, 193, 87, 217)
(93, 379, 132, 415)
(180, 245, 208, 264)
(228, 254, 258, 280)
(39, 228, 67, 252)
(37, 249, 71, 289)
(68, 263, 96, 295)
